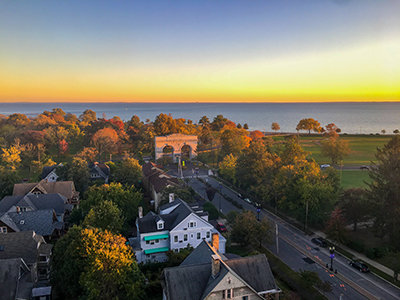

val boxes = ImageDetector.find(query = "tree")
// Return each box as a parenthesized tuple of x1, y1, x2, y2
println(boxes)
(153, 113, 177, 136)
(77, 147, 99, 163)
(321, 137, 351, 165)
(271, 122, 280, 133)
(218, 154, 237, 183)
(160, 185, 195, 206)
(243, 123, 249, 130)
(325, 208, 349, 245)
(296, 118, 321, 134)
(381, 129, 386, 135)
(50, 226, 145, 300)
(280, 135, 310, 165)
(114, 158, 142, 187)
(79, 109, 97, 123)
(7, 113, 31, 127)
(68, 157, 91, 194)
(203, 202, 219, 220)
(324, 123, 340, 138)
(230, 210, 272, 248)
(0, 167, 19, 198)
(368, 135, 400, 248)
(82, 200, 124, 234)
(82, 183, 142, 230)
(339, 188, 369, 231)
(249, 130, 264, 141)
(1, 146, 21, 169)
(92, 128, 119, 161)
(394, 129, 399, 134)
(220, 128, 250, 157)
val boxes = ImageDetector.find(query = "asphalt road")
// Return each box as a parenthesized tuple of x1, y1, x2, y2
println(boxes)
(180, 170, 400, 300)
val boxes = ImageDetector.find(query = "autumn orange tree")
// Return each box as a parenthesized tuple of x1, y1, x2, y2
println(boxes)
(296, 118, 321, 134)
(92, 128, 119, 161)
(51, 226, 145, 300)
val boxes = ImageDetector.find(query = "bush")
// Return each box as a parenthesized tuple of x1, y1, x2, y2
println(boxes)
(346, 240, 366, 253)
(367, 246, 389, 259)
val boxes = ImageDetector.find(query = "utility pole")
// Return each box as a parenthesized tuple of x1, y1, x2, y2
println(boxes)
(305, 201, 309, 232)
(276, 223, 279, 257)
(178, 156, 183, 179)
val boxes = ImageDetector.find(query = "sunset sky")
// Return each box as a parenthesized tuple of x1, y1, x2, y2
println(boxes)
(0, 0, 399, 103)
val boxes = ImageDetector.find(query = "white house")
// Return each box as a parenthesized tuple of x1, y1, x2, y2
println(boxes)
(131, 198, 226, 263)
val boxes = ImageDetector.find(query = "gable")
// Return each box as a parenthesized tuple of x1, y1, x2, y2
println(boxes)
(171, 213, 213, 232)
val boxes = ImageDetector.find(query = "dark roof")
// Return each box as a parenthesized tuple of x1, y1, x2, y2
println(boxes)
(142, 162, 179, 193)
(161, 263, 211, 300)
(0, 193, 69, 216)
(40, 165, 57, 179)
(180, 239, 227, 267)
(225, 255, 279, 293)
(89, 162, 110, 178)
(0, 258, 31, 300)
(13, 179, 79, 200)
(160, 240, 278, 300)
(8, 209, 61, 237)
(0, 231, 51, 265)
(142, 162, 164, 177)
(138, 211, 178, 234)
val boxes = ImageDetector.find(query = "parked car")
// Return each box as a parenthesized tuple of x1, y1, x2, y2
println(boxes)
(311, 238, 327, 248)
(320, 164, 330, 168)
(237, 193, 244, 199)
(360, 165, 370, 170)
(349, 261, 370, 272)
(243, 198, 252, 204)
(216, 223, 227, 233)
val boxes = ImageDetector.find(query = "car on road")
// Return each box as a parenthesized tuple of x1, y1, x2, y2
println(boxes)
(216, 223, 227, 233)
(320, 164, 330, 168)
(237, 193, 244, 199)
(243, 198, 252, 204)
(349, 261, 370, 272)
(311, 237, 327, 248)
(360, 165, 370, 170)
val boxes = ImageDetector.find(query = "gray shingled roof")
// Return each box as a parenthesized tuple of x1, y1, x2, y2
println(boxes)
(0, 231, 51, 265)
(0, 193, 69, 216)
(40, 165, 57, 179)
(161, 240, 278, 300)
(8, 209, 61, 237)
(138, 211, 178, 233)
(0, 258, 31, 300)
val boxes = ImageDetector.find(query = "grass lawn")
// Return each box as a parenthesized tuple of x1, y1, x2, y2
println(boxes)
(340, 170, 371, 189)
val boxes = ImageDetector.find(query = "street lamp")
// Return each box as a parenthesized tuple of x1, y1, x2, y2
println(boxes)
(329, 246, 335, 271)
(256, 203, 261, 221)
(218, 183, 222, 212)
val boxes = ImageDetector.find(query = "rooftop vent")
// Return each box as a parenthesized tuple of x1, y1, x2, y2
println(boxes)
(20, 220, 25, 225)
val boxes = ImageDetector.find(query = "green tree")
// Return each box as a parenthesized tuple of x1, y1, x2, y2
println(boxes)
(68, 157, 91, 194)
(159, 185, 195, 206)
(325, 208, 349, 245)
(203, 202, 219, 220)
(82, 183, 142, 229)
(339, 188, 369, 231)
(218, 154, 237, 183)
(114, 158, 142, 187)
(321, 137, 351, 165)
(51, 226, 145, 300)
(368, 135, 400, 248)
(296, 118, 321, 134)
(0, 167, 19, 198)
(230, 210, 272, 248)
(153, 113, 177, 136)
(220, 128, 250, 157)
(7, 113, 31, 127)
(280, 135, 310, 165)
(82, 200, 123, 234)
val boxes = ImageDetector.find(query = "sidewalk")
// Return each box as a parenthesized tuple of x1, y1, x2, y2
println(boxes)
(315, 230, 398, 281)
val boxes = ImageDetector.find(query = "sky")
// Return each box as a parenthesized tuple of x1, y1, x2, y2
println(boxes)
(0, 0, 399, 103)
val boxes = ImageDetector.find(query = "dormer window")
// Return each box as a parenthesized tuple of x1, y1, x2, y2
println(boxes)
(157, 220, 164, 230)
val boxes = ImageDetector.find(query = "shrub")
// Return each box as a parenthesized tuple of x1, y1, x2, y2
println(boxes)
(346, 239, 366, 253)
(203, 202, 219, 220)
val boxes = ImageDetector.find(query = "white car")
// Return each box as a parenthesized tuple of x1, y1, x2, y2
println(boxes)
(244, 198, 252, 204)
(321, 164, 330, 168)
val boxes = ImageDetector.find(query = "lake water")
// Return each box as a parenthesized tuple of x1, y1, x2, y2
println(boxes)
(1, 102, 400, 134)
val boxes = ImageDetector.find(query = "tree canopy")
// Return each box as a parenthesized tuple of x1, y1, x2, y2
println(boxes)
(296, 118, 321, 134)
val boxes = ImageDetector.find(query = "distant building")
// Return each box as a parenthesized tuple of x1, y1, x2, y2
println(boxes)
(130, 197, 226, 263)
(160, 239, 281, 300)
(89, 162, 110, 183)
(41, 164, 61, 182)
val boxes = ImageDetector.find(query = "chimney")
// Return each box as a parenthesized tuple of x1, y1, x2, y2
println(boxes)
(211, 254, 221, 277)
(138, 207, 143, 218)
(212, 233, 219, 251)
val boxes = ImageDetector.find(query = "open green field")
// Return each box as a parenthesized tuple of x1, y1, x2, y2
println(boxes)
(276, 134, 393, 166)
(340, 170, 371, 189)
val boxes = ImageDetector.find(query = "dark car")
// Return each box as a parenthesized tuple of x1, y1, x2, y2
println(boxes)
(349, 261, 370, 272)
(216, 223, 227, 233)
(311, 238, 327, 248)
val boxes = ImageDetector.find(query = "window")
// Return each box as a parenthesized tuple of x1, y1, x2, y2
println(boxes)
(155, 239, 159, 244)
(184, 234, 188, 241)
(190, 233, 194, 239)
(158, 222, 164, 229)
(174, 235, 178, 243)
(188, 221, 196, 228)
(206, 231, 210, 239)
(223, 289, 233, 299)
(197, 232, 201, 239)
(0, 227, 7, 233)
(222, 289, 233, 299)
(146, 240, 150, 245)
(174, 249, 179, 253)
(242, 296, 248, 300)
